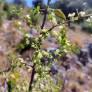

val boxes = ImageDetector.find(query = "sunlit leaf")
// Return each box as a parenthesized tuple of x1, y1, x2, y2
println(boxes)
(54, 9, 66, 20)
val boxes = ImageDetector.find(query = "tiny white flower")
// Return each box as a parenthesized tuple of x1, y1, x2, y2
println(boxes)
(79, 11, 85, 17)
(59, 25, 63, 29)
(25, 33, 31, 38)
(86, 18, 90, 22)
(68, 13, 72, 17)
(26, 39, 30, 44)
(68, 12, 75, 17)
(51, 12, 55, 16)
(26, 14, 30, 19)
(17, 21, 21, 25)
(90, 16, 92, 18)
(18, 58, 24, 63)
(72, 12, 75, 16)
(40, 83, 44, 89)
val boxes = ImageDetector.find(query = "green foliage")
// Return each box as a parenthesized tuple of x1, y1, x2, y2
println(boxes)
(25, 6, 40, 26)
(54, 9, 66, 20)
(8, 52, 22, 71)
(16, 4, 75, 92)
(0, 1, 78, 92)
(7, 52, 29, 92)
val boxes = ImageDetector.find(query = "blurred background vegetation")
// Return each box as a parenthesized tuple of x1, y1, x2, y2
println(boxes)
(0, 0, 92, 32)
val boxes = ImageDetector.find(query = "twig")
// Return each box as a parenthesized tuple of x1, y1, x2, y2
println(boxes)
(41, 9, 47, 29)
(42, 20, 70, 33)
(4, 80, 7, 92)
(20, 60, 33, 67)
(29, 64, 36, 92)
(41, 13, 92, 32)
(41, 0, 51, 29)
(47, 0, 51, 6)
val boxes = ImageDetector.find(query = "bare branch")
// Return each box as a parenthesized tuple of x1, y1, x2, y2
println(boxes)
(29, 64, 36, 92)
(41, 0, 51, 29)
